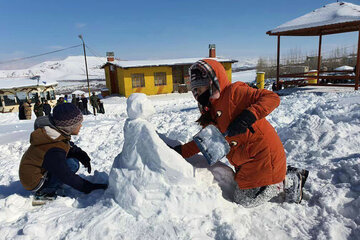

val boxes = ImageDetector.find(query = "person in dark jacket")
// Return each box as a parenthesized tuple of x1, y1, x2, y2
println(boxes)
(43, 100, 51, 116)
(90, 92, 99, 115)
(56, 97, 65, 106)
(18, 102, 26, 120)
(97, 98, 105, 114)
(81, 94, 89, 115)
(33, 100, 44, 118)
(19, 103, 108, 199)
(71, 94, 78, 106)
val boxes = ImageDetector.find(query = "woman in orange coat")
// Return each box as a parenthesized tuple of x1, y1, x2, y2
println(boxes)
(173, 59, 306, 207)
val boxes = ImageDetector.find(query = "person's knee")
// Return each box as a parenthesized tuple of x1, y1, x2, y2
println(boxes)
(66, 157, 80, 173)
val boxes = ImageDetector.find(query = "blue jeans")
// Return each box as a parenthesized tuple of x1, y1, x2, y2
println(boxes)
(36, 158, 80, 195)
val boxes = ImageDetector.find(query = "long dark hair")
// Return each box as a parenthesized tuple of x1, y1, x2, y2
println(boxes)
(196, 105, 216, 127)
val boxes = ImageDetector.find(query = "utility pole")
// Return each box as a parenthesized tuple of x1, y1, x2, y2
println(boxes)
(78, 34, 96, 115)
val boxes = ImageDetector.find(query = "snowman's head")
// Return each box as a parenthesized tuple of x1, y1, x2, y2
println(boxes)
(127, 93, 155, 120)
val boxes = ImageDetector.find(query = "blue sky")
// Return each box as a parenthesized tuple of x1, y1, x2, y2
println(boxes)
(0, 0, 359, 69)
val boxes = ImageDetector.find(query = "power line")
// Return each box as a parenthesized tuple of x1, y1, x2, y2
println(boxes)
(0, 44, 82, 65)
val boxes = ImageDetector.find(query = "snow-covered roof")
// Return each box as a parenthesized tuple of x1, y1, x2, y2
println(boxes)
(0, 77, 57, 90)
(268, 2, 360, 35)
(334, 65, 354, 71)
(102, 57, 237, 68)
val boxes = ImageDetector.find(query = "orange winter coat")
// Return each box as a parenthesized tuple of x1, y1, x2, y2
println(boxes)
(181, 59, 286, 189)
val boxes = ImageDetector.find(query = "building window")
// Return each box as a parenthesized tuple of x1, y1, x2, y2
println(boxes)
(0, 96, 3, 107)
(28, 92, 39, 103)
(48, 90, 56, 100)
(132, 74, 145, 88)
(16, 92, 27, 103)
(154, 72, 167, 86)
(3, 94, 17, 106)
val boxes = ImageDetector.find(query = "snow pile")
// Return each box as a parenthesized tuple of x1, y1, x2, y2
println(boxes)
(335, 65, 354, 71)
(0, 88, 360, 239)
(109, 93, 202, 217)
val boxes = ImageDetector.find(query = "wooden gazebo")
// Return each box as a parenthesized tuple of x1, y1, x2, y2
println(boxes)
(267, 2, 360, 90)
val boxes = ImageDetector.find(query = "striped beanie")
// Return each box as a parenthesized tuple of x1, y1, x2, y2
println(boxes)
(189, 60, 220, 98)
(52, 103, 83, 135)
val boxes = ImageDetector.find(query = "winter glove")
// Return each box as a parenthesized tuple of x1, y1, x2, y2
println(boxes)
(68, 143, 92, 173)
(84, 183, 108, 194)
(227, 109, 256, 137)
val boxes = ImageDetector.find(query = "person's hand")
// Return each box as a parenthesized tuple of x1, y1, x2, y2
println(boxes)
(68, 144, 92, 173)
(227, 109, 256, 137)
(76, 150, 91, 173)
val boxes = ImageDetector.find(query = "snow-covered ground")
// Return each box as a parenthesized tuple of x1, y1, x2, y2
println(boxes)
(0, 86, 359, 239)
(232, 70, 257, 83)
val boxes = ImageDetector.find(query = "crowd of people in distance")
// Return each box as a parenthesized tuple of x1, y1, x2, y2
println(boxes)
(18, 92, 105, 120)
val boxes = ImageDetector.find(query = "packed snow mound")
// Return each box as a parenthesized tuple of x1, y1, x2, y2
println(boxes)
(126, 93, 155, 119)
(108, 93, 195, 217)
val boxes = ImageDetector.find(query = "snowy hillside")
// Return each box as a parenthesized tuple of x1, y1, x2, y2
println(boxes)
(0, 86, 359, 239)
(0, 56, 107, 81)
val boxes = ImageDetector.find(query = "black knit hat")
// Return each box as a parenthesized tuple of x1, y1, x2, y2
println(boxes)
(52, 103, 83, 135)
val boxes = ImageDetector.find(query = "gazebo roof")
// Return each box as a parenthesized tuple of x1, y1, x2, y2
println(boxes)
(267, 2, 360, 36)
(0, 77, 57, 90)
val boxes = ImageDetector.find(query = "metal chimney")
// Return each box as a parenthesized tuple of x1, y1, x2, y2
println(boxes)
(209, 44, 216, 58)
(106, 52, 114, 62)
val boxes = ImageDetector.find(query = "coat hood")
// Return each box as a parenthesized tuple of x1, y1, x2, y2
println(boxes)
(202, 59, 231, 94)
(29, 127, 70, 147)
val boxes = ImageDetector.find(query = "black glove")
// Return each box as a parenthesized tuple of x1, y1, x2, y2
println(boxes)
(92, 183, 108, 191)
(227, 109, 256, 137)
(168, 145, 182, 155)
(68, 143, 92, 173)
(85, 183, 108, 194)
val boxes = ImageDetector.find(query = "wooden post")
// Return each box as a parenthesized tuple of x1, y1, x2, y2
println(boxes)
(277, 35, 280, 90)
(355, 29, 360, 90)
(317, 33, 322, 85)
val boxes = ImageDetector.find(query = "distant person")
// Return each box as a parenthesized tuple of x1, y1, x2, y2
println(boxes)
(272, 82, 277, 92)
(24, 99, 32, 120)
(90, 92, 99, 115)
(97, 98, 105, 114)
(18, 102, 26, 120)
(64, 94, 68, 103)
(43, 100, 51, 116)
(19, 103, 108, 203)
(56, 97, 64, 106)
(33, 100, 44, 118)
(81, 94, 89, 115)
(71, 94, 78, 107)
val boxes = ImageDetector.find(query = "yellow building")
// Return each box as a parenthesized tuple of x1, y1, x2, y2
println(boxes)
(102, 57, 237, 97)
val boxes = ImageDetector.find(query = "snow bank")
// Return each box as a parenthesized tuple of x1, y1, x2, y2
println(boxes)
(1, 89, 360, 239)
(108, 93, 195, 217)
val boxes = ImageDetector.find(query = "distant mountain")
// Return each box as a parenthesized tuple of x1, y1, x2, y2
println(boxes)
(232, 57, 258, 71)
(0, 56, 258, 82)
(0, 56, 107, 81)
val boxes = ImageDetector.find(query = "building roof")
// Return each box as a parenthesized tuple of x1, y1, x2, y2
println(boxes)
(0, 77, 57, 90)
(267, 2, 360, 36)
(101, 57, 237, 69)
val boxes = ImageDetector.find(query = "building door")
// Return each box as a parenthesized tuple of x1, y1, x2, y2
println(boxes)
(172, 66, 184, 92)
(110, 65, 119, 94)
